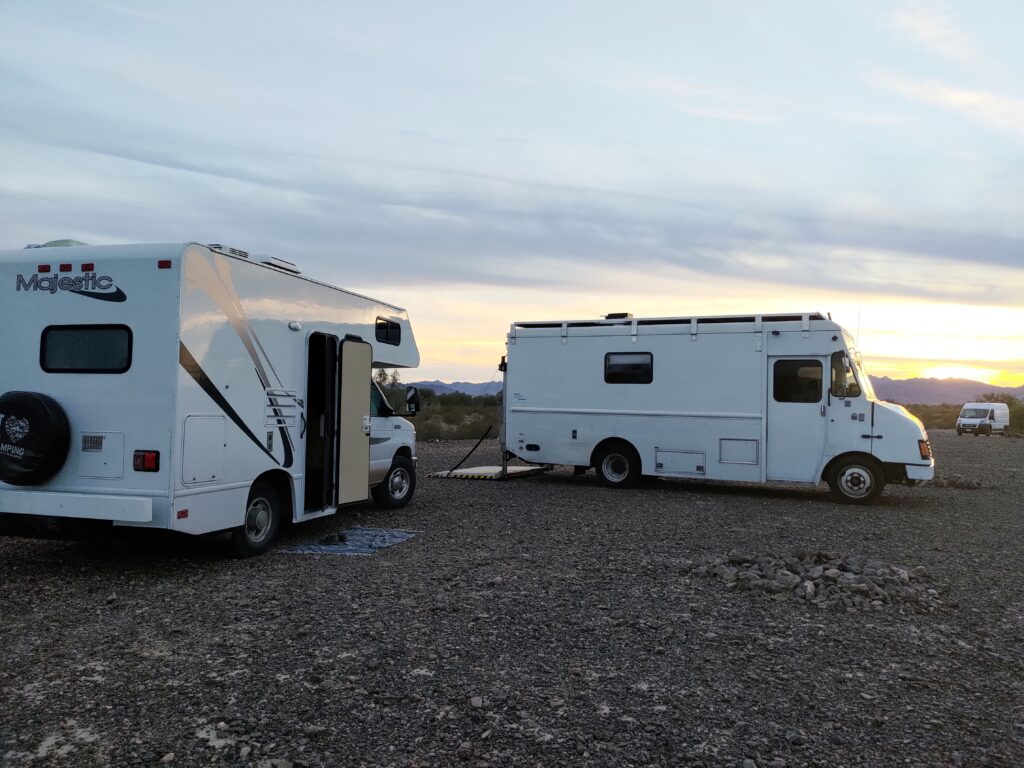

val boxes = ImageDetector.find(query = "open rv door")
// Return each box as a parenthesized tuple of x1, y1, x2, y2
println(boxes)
(337, 338, 372, 505)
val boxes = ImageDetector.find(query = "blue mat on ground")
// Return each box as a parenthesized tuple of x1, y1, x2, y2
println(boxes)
(281, 527, 419, 556)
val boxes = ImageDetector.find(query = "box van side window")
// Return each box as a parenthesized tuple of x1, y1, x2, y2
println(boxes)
(375, 318, 401, 346)
(605, 352, 653, 384)
(774, 359, 822, 403)
(40, 325, 133, 374)
(830, 351, 861, 398)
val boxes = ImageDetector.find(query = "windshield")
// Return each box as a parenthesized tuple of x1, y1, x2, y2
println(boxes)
(371, 381, 395, 416)
(961, 408, 989, 419)
(849, 349, 876, 400)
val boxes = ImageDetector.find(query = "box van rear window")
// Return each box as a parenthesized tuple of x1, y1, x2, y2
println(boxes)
(41, 325, 133, 373)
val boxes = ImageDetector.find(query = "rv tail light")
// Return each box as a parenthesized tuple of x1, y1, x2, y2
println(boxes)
(38, 264, 51, 273)
(918, 440, 931, 460)
(176, 509, 189, 520)
(81, 262, 95, 272)
(133, 450, 160, 472)
(59, 263, 73, 272)
(157, 260, 172, 269)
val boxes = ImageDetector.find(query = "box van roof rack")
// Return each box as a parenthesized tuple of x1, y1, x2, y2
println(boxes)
(514, 312, 827, 329)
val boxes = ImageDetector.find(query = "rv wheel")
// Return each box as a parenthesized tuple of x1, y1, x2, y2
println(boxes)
(232, 481, 281, 557)
(594, 442, 642, 489)
(0, 391, 71, 486)
(827, 456, 885, 505)
(372, 455, 416, 509)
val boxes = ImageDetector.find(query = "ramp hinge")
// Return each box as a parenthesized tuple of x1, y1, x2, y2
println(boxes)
(690, 318, 698, 342)
(561, 322, 568, 345)
(631, 318, 638, 344)
(801, 314, 810, 338)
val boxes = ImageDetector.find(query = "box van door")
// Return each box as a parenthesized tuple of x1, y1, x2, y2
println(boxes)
(767, 357, 827, 482)
(337, 338, 372, 505)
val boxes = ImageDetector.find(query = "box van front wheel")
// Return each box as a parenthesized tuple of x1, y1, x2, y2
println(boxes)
(827, 456, 885, 505)
(594, 442, 641, 489)
(372, 455, 416, 509)
(232, 481, 281, 557)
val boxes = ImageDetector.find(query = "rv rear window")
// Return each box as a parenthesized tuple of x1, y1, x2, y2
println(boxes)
(375, 318, 401, 346)
(605, 352, 653, 384)
(40, 325, 133, 374)
(773, 359, 822, 403)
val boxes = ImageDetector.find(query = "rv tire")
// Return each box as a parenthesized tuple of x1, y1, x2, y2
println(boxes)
(232, 481, 281, 557)
(372, 455, 416, 509)
(0, 391, 71, 486)
(827, 455, 885, 505)
(594, 441, 642, 489)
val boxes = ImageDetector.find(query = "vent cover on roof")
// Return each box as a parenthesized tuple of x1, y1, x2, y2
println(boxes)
(260, 256, 301, 275)
(206, 243, 250, 259)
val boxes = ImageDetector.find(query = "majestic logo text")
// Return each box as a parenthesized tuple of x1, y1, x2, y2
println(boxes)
(16, 273, 126, 302)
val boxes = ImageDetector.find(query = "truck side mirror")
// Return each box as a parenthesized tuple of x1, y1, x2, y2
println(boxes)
(406, 386, 420, 417)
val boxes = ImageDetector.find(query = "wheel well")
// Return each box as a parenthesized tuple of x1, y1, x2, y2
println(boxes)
(820, 452, 877, 482)
(395, 445, 412, 462)
(590, 438, 639, 468)
(254, 470, 295, 525)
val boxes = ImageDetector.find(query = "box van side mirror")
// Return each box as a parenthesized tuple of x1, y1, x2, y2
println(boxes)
(406, 386, 421, 417)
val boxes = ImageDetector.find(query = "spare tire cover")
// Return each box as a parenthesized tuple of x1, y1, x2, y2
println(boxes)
(0, 391, 71, 486)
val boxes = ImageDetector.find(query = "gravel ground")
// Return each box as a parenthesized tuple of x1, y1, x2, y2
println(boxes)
(1, 430, 1023, 767)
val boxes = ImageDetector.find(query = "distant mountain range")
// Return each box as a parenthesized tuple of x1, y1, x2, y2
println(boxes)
(412, 377, 1023, 405)
(409, 379, 502, 396)
(869, 377, 1024, 405)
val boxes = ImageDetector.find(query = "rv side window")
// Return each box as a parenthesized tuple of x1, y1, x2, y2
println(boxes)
(774, 359, 822, 403)
(376, 318, 401, 346)
(40, 325, 133, 373)
(605, 352, 653, 384)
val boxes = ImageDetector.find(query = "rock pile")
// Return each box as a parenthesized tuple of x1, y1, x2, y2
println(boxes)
(687, 551, 942, 612)
(925, 474, 983, 489)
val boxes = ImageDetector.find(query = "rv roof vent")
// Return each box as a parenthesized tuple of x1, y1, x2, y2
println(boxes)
(604, 312, 633, 320)
(260, 256, 301, 275)
(24, 239, 90, 249)
(206, 243, 250, 259)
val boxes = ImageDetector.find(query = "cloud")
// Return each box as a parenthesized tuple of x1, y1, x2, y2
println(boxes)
(889, 1, 977, 64)
(871, 72, 1024, 136)
(608, 76, 782, 123)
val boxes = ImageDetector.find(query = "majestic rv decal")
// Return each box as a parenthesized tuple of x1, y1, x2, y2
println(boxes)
(179, 343, 287, 467)
(15, 272, 127, 302)
(181, 251, 295, 468)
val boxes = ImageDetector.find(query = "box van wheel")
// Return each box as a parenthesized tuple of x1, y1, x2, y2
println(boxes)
(232, 480, 281, 557)
(594, 441, 642, 489)
(827, 456, 885, 505)
(372, 455, 416, 509)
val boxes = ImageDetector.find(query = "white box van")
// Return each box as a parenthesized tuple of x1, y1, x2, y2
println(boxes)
(956, 402, 1010, 436)
(501, 312, 934, 504)
(0, 242, 422, 554)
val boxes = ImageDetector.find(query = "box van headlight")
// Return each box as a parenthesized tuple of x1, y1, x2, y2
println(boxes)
(918, 440, 931, 460)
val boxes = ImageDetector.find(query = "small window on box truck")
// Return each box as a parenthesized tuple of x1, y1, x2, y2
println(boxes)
(604, 352, 653, 384)
(40, 325, 132, 373)
(774, 359, 822, 403)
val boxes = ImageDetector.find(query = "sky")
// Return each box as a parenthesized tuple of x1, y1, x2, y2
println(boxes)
(1, 0, 1022, 384)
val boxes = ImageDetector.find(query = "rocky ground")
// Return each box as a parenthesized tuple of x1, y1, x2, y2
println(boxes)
(1, 430, 1022, 767)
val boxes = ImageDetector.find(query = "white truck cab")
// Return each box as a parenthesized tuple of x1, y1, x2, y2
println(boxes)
(957, 402, 1010, 436)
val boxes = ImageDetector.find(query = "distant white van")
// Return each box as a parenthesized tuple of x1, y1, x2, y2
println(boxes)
(956, 402, 1010, 436)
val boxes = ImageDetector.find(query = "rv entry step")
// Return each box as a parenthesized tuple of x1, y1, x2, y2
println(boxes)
(431, 465, 548, 480)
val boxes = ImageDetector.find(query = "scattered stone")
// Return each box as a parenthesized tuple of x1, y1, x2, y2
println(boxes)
(693, 551, 941, 612)
(469, 696, 484, 709)
(160, 754, 175, 764)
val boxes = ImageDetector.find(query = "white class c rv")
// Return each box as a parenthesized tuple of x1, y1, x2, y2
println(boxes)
(0, 242, 422, 555)
(956, 402, 1010, 436)
(501, 312, 934, 504)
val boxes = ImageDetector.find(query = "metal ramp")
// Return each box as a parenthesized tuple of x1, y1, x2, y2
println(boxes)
(431, 465, 547, 480)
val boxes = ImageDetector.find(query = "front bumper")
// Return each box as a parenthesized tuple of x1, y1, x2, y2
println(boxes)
(905, 463, 935, 481)
(0, 489, 153, 523)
